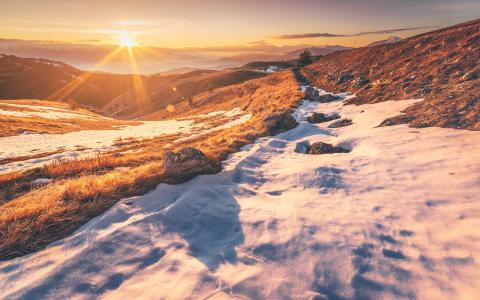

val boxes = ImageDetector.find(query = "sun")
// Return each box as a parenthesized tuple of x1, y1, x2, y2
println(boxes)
(118, 32, 136, 48)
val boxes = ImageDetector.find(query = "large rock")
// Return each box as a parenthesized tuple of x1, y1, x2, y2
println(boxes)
(304, 87, 341, 103)
(262, 112, 299, 135)
(308, 142, 350, 155)
(304, 87, 319, 101)
(307, 112, 340, 124)
(317, 94, 341, 103)
(163, 147, 218, 182)
(328, 118, 353, 128)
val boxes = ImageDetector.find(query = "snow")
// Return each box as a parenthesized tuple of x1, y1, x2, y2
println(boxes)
(188, 107, 244, 119)
(0, 107, 251, 173)
(0, 103, 103, 120)
(1, 92, 480, 299)
(32, 178, 53, 185)
(266, 66, 279, 73)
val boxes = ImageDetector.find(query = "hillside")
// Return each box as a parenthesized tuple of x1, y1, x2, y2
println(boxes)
(0, 54, 268, 119)
(0, 54, 134, 108)
(301, 18, 479, 130)
(103, 69, 267, 119)
(0, 99, 131, 137)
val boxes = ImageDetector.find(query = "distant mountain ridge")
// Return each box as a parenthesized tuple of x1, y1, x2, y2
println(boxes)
(0, 54, 268, 118)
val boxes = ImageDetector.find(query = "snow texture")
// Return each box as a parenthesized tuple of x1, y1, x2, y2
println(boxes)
(1, 91, 479, 299)
(0, 107, 250, 173)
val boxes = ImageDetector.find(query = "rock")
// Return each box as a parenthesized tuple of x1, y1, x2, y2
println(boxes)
(163, 147, 218, 182)
(328, 118, 353, 128)
(337, 73, 354, 84)
(353, 76, 370, 88)
(316, 94, 341, 103)
(307, 112, 340, 124)
(262, 112, 299, 135)
(304, 87, 319, 101)
(304, 87, 341, 103)
(308, 142, 350, 155)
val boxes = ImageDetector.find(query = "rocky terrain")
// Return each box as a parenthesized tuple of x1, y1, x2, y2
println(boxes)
(301, 18, 479, 130)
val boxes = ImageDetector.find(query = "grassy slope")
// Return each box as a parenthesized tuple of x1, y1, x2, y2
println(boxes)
(102, 69, 267, 119)
(0, 99, 133, 137)
(0, 70, 302, 260)
(0, 55, 265, 118)
(301, 19, 479, 130)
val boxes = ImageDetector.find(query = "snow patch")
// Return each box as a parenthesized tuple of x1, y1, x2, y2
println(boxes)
(1, 95, 479, 299)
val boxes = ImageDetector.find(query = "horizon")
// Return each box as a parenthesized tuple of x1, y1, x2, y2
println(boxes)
(1, 0, 479, 73)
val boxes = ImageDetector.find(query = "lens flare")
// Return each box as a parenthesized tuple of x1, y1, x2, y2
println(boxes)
(118, 32, 136, 48)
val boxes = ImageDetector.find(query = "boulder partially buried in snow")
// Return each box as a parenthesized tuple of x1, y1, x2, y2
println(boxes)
(304, 87, 320, 101)
(304, 87, 341, 103)
(328, 118, 353, 128)
(163, 147, 218, 182)
(262, 112, 299, 135)
(307, 112, 340, 124)
(308, 142, 350, 155)
(316, 94, 341, 103)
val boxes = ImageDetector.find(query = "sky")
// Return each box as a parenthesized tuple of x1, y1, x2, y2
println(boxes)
(1, 0, 479, 48)
(0, 0, 478, 73)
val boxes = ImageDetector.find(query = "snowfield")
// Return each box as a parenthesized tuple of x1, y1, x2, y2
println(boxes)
(1, 92, 480, 299)
(0, 107, 250, 173)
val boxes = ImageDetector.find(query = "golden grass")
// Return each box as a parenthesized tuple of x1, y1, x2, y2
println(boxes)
(0, 70, 303, 260)
(0, 99, 136, 137)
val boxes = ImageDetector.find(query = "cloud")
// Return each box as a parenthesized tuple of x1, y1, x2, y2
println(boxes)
(273, 33, 344, 39)
(272, 26, 437, 39)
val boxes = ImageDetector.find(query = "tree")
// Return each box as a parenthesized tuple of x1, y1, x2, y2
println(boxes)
(298, 49, 313, 66)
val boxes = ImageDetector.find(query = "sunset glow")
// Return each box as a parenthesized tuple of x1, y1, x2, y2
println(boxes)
(118, 32, 137, 48)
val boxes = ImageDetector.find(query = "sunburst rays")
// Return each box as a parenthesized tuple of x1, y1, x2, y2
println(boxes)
(48, 38, 152, 115)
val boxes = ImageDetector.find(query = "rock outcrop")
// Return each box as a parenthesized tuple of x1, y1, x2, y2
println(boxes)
(308, 142, 351, 154)
(304, 87, 341, 103)
(328, 118, 353, 128)
(262, 112, 299, 135)
(163, 147, 218, 182)
(307, 112, 340, 124)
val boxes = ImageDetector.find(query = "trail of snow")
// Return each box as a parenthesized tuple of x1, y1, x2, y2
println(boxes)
(1, 93, 480, 299)
(0, 107, 251, 174)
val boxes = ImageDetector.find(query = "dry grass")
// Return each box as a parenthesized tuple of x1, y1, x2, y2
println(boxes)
(0, 70, 303, 260)
(0, 99, 136, 137)
(301, 19, 479, 130)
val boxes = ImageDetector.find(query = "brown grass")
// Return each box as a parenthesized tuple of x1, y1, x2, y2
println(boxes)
(0, 70, 303, 260)
(300, 18, 479, 130)
(0, 99, 136, 137)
